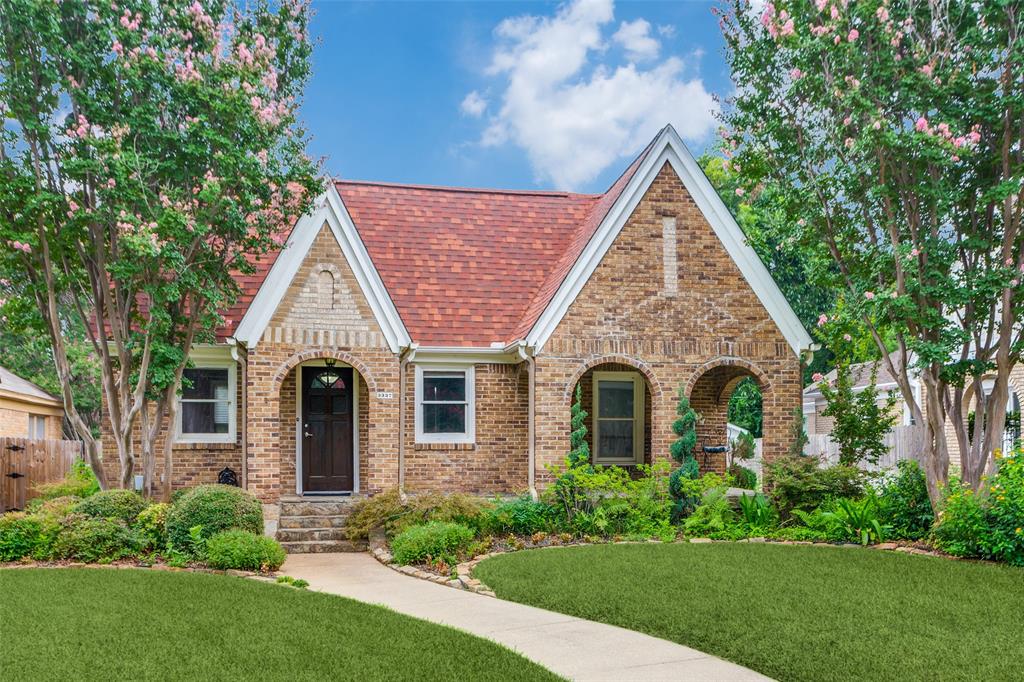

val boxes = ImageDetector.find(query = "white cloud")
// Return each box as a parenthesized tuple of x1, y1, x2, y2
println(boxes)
(460, 90, 488, 117)
(613, 19, 659, 61)
(657, 24, 676, 38)
(474, 0, 718, 190)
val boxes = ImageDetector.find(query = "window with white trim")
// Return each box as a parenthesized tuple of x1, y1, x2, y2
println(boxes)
(27, 414, 47, 439)
(177, 361, 236, 443)
(592, 371, 644, 465)
(415, 366, 475, 444)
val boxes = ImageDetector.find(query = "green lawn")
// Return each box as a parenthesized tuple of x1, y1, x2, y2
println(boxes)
(0, 568, 558, 682)
(474, 543, 1024, 682)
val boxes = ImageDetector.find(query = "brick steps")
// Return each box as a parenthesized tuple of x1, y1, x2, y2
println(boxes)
(276, 496, 363, 553)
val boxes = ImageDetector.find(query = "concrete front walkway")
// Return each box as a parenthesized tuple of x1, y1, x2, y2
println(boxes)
(283, 553, 769, 681)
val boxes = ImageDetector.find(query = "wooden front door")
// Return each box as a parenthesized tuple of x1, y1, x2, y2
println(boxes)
(301, 366, 354, 493)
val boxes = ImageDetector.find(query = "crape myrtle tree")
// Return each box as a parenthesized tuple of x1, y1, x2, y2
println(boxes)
(0, 0, 322, 496)
(720, 0, 1023, 506)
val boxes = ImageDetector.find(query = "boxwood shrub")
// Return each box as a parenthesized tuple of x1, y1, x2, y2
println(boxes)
(166, 485, 263, 553)
(73, 489, 147, 524)
(205, 529, 286, 572)
(48, 515, 140, 562)
(390, 521, 475, 566)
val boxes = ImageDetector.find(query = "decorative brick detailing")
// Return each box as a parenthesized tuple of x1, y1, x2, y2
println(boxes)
(263, 223, 387, 349)
(533, 161, 802, 484)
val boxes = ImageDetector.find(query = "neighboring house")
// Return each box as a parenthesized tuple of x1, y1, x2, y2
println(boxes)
(803, 353, 1022, 467)
(102, 125, 813, 504)
(0, 365, 64, 440)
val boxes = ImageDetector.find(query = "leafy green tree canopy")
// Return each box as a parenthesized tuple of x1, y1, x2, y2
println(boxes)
(720, 0, 1023, 505)
(0, 0, 322, 493)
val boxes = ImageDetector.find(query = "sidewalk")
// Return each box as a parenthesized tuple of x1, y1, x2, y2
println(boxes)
(283, 553, 770, 681)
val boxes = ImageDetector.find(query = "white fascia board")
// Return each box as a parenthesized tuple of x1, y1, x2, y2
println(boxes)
(233, 186, 412, 354)
(234, 194, 329, 346)
(410, 346, 522, 365)
(525, 125, 814, 358)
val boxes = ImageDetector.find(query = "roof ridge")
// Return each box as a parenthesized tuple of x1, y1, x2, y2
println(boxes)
(334, 178, 600, 199)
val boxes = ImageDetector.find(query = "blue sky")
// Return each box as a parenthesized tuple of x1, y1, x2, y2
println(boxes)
(301, 0, 730, 193)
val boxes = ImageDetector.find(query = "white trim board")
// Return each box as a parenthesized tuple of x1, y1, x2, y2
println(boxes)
(233, 186, 411, 354)
(524, 125, 814, 358)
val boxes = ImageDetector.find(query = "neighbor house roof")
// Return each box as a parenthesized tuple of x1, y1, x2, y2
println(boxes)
(803, 351, 903, 400)
(232, 125, 814, 356)
(0, 365, 62, 407)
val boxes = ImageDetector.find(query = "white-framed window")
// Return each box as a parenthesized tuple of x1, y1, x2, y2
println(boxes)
(414, 365, 475, 444)
(27, 414, 47, 439)
(176, 354, 236, 444)
(592, 371, 645, 465)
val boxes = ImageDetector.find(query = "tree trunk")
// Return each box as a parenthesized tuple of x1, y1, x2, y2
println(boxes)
(921, 371, 950, 509)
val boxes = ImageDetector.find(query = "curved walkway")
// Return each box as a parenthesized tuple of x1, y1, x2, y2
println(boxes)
(283, 553, 769, 681)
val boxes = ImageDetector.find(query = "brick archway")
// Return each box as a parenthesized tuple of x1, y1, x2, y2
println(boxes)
(271, 349, 379, 395)
(684, 356, 772, 475)
(563, 354, 664, 407)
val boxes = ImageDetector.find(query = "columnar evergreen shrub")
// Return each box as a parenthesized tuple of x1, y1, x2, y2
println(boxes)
(669, 387, 701, 518)
(567, 383, 591, 468)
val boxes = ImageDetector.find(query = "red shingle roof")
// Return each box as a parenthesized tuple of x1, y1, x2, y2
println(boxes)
(227, 139, 654, 346)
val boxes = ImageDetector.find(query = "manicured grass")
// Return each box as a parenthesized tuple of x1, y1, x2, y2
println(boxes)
(474, 543, 1024, 682)
(0, 568, 559, 682)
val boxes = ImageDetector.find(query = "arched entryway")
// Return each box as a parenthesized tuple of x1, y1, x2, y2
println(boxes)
(686, 358, 771, 476)
(568, 358, 660, 467)
(273, 351, 376, 496)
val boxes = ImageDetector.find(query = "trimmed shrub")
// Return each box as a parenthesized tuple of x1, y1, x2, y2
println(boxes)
(49, 515, 139, 562)
(765, 456, 866, 519)
(345, 489, 490, 540)
(205, 530, 286, 572)
(480, 496, 557, 536)
(73, 489, 147, 524)
(0, 512, 44, 562)
(390, 521, 475, 566)
(135, 502, 171, 551)
(728, 463, 758, 490)
(878, 460, 933, 540)
(27, 495, 81, 518)
(32, 459, 100, 500)
(166, 485, 263, 553)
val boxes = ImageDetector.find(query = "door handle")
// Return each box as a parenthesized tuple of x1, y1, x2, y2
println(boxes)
(304, 431, 313, 438)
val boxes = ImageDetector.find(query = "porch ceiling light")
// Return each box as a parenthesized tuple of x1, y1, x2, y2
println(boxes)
(324, 357, 336, 368)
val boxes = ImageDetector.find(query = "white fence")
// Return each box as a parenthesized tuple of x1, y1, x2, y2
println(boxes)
(805, 425, 929, 471)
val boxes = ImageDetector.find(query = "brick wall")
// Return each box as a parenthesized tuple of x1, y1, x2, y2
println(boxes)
(403, 362, 529, 494)
(533, 162, 802, 484)
(0, 404, 62, 439)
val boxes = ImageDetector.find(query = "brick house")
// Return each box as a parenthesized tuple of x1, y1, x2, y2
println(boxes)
(107, 125, 814, 508)
(0, 365, 64, 440)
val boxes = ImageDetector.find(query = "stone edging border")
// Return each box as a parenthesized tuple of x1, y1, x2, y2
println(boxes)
(0, 561, 301, 586)
(367, 532, 960, 597)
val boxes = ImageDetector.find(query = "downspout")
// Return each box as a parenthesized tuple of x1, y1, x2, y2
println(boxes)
(229, 339, 248, 491)
(515, 342, 538, 501)
(397, 343, 417, 501)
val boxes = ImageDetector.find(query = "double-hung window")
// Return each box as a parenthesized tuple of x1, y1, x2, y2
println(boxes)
(27, 414, 47, 439)
(415, 366, 475, 444)
(177, 357, 236, 444)
(592, 371, 644, 465)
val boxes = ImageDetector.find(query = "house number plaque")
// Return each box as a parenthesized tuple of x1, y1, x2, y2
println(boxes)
(376, 391, 394, 400)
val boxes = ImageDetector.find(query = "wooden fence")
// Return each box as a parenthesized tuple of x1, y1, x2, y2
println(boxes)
(0, 437, 83, 513)
(805, 425, 929, 471)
